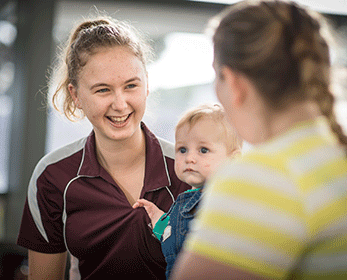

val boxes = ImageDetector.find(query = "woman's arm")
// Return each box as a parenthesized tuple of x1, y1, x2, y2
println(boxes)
(28, 250, 67, 280)
(171, 250, 269, 280)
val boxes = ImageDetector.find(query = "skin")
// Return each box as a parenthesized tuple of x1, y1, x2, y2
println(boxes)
(213, 63, 320, 145)
(133, 198, 165, 227)
(170, 62, 320, 280)
(28, 250, 67, 280)
(29, 46, 150, 278)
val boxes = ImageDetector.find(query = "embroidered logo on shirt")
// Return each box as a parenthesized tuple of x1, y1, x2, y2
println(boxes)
(162, 225, 172, 242)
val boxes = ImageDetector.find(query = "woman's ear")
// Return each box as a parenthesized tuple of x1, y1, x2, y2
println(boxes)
(222, 67, 248, 107)
(146, 72, 149, 97)
(68, 84, 82, 109)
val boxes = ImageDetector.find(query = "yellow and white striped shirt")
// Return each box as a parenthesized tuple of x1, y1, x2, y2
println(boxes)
(184, 116, 347, 279)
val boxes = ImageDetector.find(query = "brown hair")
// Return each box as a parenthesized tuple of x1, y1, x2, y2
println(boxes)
(51, 16, 152, 120)
(210, 0, 347, 152)
(175, 103, 243, 155)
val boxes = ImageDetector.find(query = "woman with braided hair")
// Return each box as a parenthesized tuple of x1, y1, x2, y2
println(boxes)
(16, 17, 190, 279)
(172, 1, 347, 279)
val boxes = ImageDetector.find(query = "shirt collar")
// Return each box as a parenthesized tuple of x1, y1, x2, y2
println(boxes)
(77, 130, 100, 177)
(77, 122, 171, 191)
(142, 122, 171, 191)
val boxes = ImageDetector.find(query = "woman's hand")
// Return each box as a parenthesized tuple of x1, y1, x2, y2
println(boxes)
(133, 199, 164, 227)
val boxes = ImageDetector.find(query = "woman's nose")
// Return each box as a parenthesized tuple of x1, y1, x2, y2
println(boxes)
(111, 91, 127, 111)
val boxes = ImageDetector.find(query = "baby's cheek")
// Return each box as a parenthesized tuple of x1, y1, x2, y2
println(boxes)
(206, 160, 220, 174)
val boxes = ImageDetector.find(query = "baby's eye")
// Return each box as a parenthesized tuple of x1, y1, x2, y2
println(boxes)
(200, 147, 209, 154)
(179, 147, 187, 154)
(126, 84, 137, 89)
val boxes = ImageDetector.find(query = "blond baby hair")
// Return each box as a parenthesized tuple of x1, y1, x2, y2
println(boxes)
(175, 103, 243, 155)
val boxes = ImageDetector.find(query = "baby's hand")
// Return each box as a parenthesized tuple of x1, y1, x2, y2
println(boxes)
(133, 199, 164, 226)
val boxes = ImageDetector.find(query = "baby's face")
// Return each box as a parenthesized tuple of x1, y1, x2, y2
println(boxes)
(174, 119, 228, 188)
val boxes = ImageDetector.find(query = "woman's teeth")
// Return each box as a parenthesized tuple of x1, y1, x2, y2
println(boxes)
(109, 115, 129, 123)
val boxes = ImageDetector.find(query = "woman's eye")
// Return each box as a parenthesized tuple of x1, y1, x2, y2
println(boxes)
(179, 147, 187, 154)
(200, 147, 209, 154)
(96, 88, 109, 93)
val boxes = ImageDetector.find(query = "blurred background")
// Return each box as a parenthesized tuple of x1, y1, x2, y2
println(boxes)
(0, 0, 346, 278)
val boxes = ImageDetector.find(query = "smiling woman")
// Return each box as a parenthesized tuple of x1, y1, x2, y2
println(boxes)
(68, 46, 149, 143)
(16, 17, 190, 279)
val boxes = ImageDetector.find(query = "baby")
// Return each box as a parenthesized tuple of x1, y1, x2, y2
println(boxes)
(133, 103, 242, 279)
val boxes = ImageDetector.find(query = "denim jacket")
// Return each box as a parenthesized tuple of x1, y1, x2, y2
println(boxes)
(159, 188, 204, 279)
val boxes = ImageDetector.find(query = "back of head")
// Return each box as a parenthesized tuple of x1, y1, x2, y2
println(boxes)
(51, 16, 152, 120)
(175, 103, 243, 155)
(210, 0, 347, 153)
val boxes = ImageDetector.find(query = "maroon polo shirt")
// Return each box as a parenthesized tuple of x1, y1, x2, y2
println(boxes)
(17, 123, 190, 279)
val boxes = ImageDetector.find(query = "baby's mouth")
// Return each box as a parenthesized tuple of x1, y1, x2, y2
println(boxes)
(184, 168, 195, 172)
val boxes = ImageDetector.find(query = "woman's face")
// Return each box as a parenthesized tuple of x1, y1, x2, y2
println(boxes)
(213, 61, 236, 129)
(213, 60, 252, 144)
(69, 46, 148, 143)
(213, 59, 275, 145)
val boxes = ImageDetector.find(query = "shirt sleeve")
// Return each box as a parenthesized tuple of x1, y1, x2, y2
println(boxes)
(153, 213, 170, 240)
(183, 157, 307, 279)
(17, 163, 66, 253)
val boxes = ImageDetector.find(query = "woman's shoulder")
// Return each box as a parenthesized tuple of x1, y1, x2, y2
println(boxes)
(33, 136, 88, 179)
(157, 137, 175, 159)
(211, 149, 297, 196)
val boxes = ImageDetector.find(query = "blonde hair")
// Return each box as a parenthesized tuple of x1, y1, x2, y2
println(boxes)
(175, 103, 243, 155)
(51, 16, 152, 121)
(211, 0, 347, 154)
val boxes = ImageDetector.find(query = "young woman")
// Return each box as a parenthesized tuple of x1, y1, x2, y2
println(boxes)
(172, 1, 347, 279)
(17, 17, 189, 279)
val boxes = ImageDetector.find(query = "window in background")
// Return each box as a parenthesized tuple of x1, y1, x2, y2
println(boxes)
(0, 3, 16, 194)
(144, 32, 217, 143)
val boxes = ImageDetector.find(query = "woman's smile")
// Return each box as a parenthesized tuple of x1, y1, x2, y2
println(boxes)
(107, 112, 133, 127)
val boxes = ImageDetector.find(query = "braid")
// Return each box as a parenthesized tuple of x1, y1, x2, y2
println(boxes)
(289, 4, 347, 153)
(320, 88, 347, 151)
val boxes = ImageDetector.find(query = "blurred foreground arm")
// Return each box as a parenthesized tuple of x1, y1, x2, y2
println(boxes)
(171, 250, 269, 280)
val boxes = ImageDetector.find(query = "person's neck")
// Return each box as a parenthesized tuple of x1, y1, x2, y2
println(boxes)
(95, 128, 146, 174)
(258, 101, 320, 144)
